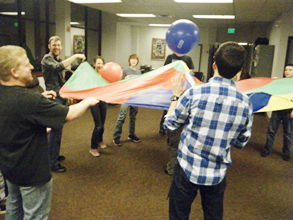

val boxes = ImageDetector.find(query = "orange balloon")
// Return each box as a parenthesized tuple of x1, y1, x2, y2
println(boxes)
(100, 62, 123, 83)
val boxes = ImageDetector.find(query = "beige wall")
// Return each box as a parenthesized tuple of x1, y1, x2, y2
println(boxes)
(269, 8, 293, 78)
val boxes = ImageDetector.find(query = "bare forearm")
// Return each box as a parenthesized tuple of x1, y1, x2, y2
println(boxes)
(66, 97, 98, 121)
(167, 100, 179, 115)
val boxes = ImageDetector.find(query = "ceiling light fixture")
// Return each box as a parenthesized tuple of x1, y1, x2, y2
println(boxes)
(117, 14, 156, 17)
(193, 15, 235, 19)
(174, 0, 232, 3)
(68, 0, 122, 3)
(149, 24, 171, 27)
(0, 12, 25, 15)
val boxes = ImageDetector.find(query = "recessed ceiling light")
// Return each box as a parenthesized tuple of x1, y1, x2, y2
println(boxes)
(149, 24, 171, 27)
(0, 12, 25, 15)
(174, 0, 232, 2)
(117, 14, 156, 18)
(238, 42, 248, 45)
(193, 15, 235, 19)
(68, 0, 122, 3)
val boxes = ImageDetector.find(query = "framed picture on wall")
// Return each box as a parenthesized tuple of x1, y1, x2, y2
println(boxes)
(73, 35, 85, 54)
(151, 38, 166, 60)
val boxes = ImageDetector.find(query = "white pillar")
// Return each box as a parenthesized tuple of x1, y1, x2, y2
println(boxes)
(55, 0, 71, 60)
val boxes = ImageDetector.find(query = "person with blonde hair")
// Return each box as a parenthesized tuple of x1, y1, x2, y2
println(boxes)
(0, 45, 98, 219)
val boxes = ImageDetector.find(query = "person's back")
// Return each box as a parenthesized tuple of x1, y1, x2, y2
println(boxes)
(176, 76, 252, 183)
(164, 42, 254, 220)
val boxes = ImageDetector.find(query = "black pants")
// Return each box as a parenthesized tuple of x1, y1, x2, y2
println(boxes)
(169, 163, 227, 220)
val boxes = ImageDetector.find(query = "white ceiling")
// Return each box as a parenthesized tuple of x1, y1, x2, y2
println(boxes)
(72, 0, 293, 27)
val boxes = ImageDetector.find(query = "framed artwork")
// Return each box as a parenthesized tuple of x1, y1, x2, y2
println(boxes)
(151, 38, 166, 60)
(73, 35, 85, 54)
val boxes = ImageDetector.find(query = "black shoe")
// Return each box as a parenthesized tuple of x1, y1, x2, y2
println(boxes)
(113, 138, 122, 146)
(261, 150, 271, 157)
(128, 134, 141, 143)
(159, 129, 165, 136)
(164, 169, 173, 175)
(282, 154, 290, 161)
(51, 163, 67, 173)
(0, 199, 6, 214)
(57, 155, 66, 162)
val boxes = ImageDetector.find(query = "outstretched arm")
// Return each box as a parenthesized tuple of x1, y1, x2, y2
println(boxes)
(62, 54, 86, 68)
(66, 97, 98, 121)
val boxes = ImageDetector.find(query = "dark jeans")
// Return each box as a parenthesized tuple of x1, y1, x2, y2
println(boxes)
(169, 163, 226, 220)
(90, 101, 108, 149)
(166, 128, 183, 174)
(49, 96, 66, 167)
(264, 110, 293, 155)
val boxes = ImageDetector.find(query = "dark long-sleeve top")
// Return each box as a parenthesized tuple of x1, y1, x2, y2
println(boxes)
(41, 52, 66, 93)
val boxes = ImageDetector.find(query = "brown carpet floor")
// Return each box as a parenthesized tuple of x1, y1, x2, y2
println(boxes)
(3, 105, 293, 220)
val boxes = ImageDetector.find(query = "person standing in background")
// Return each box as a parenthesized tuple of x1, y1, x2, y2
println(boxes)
(41, 36, 86, 173)
(159, 52, 195, 136)
(160, 52, 195, 175)
(261, 64, 293, 161)
(113, 54, 142, 146)
(89, 56, 108, 157)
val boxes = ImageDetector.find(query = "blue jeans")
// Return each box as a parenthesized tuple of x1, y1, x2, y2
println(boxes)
(169, 163, 226, 220)
(90, 101, 108, 149)
(113, 104, 138, 139)
(5, 179, 52, 220)
(49, 97, 66, 167)
(264, 110, 293, 155)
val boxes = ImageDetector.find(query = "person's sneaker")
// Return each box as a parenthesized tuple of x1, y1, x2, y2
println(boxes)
(99, 142, 107, 149)
(164, 169, 173, 175)
(51, 163, 67, 173)
(261, 150, 271, 157)
(128, 134, 141, 143)
(113, 138, 122, 146)
(0, 199, 6, 214)
(282, 154, 290, 161)
(89, 149, 100, 157)
(57, 155, 66, 162)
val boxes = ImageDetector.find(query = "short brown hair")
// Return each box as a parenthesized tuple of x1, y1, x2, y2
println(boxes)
(0, 45, 26, 82)
(48, 36, 62, 44)
(214, 42, 246, 79)
(128, 54, 139, 66)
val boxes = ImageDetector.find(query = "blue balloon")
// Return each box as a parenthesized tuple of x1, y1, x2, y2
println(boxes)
(166, 19, 200, 55)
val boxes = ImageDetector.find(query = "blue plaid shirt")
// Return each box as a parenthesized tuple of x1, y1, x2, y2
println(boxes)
(164, 77, 253, 186)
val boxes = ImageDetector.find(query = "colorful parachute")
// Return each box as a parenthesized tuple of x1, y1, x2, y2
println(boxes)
(60, 61, 202, 110)
(236, 77, 293, 112)
(60, 61, 293, 112)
